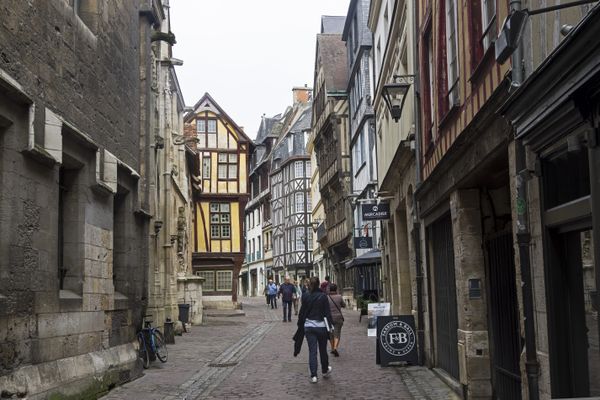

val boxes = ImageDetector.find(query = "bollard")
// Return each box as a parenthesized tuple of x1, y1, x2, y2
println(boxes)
(163, 318, 175, 344)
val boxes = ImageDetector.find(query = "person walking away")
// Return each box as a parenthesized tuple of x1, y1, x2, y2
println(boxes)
(278, 277, 295, 322)
(327, 284, 345, 357)
(320, 276, 331, 294)
(292, 280, 302, 315)
(298, 277, 333, 383)
(267, 279, 278, 309)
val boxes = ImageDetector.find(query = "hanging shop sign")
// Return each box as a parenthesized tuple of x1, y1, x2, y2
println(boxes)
(353, 236, 373, 249)
(376, 315, 418, 366)
(361, 202, 390, 220)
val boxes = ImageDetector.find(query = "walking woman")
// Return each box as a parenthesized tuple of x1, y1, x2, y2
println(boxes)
(297, 277, 333, 383)
(327, 284, 345, 356)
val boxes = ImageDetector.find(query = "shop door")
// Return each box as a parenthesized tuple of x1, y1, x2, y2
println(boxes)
(547, 228, 599, 398)
(431, 214, 460, 380)
(485, 232, 522, 400)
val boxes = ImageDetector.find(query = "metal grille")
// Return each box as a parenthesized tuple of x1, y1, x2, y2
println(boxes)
(486, 232, 522, 400)
(431, 214, 460, 380)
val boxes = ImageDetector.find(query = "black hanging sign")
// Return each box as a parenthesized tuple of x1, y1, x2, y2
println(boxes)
(376, 315, 418, 366)
(353, 236, 373, 249)
(361, 202, 390, 220)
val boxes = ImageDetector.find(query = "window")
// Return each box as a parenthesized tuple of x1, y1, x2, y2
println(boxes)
(216, 270, 233, 291)
(196, 271, 215, 291)
(210, 203, 230, 239)
(446, 0, 459, 107)
(296, 227, 305, 250)
(481, 0, 497, 53)
(218, 153, 237, 180)
(307, 193, 312, 212)
(202, 157, 211, 179)
(197, 120, 206, 133)
(295, 161, 304, 178)
(207, 119, 217, 133)
(295, 192, 305, 213)
(306, 162, 311, 177)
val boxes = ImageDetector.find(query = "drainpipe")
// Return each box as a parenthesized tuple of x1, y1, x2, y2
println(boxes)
(511, 1, 540, 399)
(411, 0, 425, 366)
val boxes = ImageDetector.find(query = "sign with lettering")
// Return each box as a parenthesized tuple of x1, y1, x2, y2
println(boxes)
(361, 203, 390, 220)
(353, 236, 373, 249)
(376, 315, 418, 366)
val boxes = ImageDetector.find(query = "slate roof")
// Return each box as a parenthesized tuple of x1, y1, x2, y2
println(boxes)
(321, 15, 346, 34)
(315, 34, 348, 93)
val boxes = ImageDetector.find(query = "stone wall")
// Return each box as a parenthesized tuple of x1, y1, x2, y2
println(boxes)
(0, 1, 156, 397)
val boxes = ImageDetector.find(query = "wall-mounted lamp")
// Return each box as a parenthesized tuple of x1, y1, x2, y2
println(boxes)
(495, 0, 598, 64)
(382, 75, 414, 122)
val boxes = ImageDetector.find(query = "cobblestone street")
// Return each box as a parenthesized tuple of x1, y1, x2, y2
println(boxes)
(102, 297, 459, 400)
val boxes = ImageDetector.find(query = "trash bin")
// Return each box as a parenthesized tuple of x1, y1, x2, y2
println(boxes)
(178, 304, 190, 325)
(164, 318, 175, 344)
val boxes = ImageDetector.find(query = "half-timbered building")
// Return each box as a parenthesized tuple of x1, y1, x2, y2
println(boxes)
(271, 99, 313, 282)
(413, 1, 518, 398)
(184, 93, 251, 308)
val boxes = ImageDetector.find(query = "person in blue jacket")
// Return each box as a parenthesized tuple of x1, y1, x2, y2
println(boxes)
(267, 279, 278, 309)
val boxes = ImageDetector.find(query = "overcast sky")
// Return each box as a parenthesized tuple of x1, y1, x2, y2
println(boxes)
(170, 0, 350, 139)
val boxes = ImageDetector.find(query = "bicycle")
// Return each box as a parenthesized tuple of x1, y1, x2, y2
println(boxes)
(137, 315, 168, 369)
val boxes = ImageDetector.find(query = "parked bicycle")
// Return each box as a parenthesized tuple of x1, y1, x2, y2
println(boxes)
(137, 314, 168, 369)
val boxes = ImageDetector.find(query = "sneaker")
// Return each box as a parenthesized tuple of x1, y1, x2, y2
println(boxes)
(322, 366, 332, 378)
(310, 376, 318, 383)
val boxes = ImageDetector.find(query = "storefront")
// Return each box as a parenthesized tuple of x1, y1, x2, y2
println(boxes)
(502, 6, 600, 397)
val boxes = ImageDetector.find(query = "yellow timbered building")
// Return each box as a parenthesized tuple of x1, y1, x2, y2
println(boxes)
(184, 93, 251, 307)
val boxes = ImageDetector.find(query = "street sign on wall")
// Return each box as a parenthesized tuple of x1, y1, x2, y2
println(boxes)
(353, 236, 373, 249)
(361, 202, 390, 220)
(376, 315, 418, 366)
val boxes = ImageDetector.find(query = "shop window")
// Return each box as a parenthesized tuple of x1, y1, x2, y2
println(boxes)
(543, 145, 590, 210)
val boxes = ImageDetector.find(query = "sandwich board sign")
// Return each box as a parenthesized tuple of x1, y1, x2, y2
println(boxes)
(375, 315, 418, 366)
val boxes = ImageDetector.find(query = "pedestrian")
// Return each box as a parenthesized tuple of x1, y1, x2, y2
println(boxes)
(301, 279, 309, 295)
(327, 284, 345, 357)
(267, 279, 278, 309)
(320, 275, 331, 294)
(297, 276, 333, 383)
(292, 280, 302, 315)
(278, 277, 295, 322)
(263, 283, 269, 306)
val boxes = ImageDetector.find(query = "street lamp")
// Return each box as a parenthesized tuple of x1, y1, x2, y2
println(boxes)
(382, 75, 414, 122)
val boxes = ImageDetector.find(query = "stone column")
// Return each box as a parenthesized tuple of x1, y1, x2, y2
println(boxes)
(450, 189, 491, 399)
(394, 208, 412, 315)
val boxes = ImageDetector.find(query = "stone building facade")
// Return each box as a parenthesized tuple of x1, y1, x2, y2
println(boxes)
(0, 0, 167, 397)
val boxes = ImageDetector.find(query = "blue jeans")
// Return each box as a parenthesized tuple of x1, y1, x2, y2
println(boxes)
(269, 294, 277, 308)
(305, 327, 329, 378)
(282, 300, 292, 321)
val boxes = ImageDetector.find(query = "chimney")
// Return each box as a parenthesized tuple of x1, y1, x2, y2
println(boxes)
(292, 84, 312, 105)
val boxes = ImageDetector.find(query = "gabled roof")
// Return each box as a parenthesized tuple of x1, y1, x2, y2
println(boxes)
(184, 92, 252, 143)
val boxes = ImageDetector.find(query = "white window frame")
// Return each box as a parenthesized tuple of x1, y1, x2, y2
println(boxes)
(481, 0, 497, 52)
(202, 157, 211, 179)
(295, 192, 304, 213)
(295, 161, 304, 178)
(207, 119, 217, 133)
(216, 270, 233, 291)
(196, 271, 215, 291)
(445, 0, 460, 107)
(296, 227, 305, 250)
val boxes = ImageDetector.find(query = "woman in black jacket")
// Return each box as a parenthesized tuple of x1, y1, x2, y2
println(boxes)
(297, 276, 333, 383)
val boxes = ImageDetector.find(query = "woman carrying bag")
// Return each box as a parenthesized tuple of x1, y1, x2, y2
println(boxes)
(297, 276, 333, 383)
(327, 284, 345, 357)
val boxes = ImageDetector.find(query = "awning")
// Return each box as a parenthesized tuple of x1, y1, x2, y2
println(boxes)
(345, 249, 382, 269)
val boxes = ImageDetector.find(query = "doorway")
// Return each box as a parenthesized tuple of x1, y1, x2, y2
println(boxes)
(547, 228, 598, 398)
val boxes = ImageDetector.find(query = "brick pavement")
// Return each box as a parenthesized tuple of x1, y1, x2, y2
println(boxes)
(102, 297, 460, 400)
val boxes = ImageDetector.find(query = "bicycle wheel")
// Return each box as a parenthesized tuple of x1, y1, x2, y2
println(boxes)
(153, 330, 168, 363)
(137, 333, 150, 369)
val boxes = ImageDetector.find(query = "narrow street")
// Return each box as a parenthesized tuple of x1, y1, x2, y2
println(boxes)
(102, 297, 458, 400)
